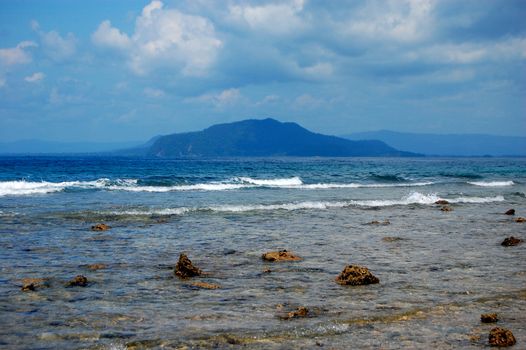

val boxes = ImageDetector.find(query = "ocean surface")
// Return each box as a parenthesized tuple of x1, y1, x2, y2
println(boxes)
(0, 156, 525, 349)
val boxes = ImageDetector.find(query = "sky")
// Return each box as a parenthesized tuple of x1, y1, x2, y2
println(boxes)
(0, 0, 525, 142)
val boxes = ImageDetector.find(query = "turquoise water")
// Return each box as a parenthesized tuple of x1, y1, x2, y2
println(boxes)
(1, 156, 525, 349)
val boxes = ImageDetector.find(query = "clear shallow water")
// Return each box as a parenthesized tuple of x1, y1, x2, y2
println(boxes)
(0, 156, 525, 349)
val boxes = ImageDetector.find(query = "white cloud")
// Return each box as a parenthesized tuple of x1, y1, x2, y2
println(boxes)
(92, 1, 222, 76)
(345, 0, 436, 43)
(92, 20, 131, 50)
(0, 77, 6, 88)
(25, 72, 45, 83)
(32, 22, 77, 62)
(144, 87, 165, 98)
(303, 62, 333, 79)
(0, 41, 38, 67)
(293, 93, 324, 108)
(229, 0, 305, 35)
(187, 88, 241, 107)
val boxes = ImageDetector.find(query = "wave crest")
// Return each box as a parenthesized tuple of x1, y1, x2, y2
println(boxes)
(467, 181, 514, 187)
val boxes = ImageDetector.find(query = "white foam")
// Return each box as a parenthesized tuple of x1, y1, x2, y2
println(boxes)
(468, 181, 514, 187)
(0, 179, 107, 196)
(448, 195, 504, 203)
(300, 181, 434, 189)
(237, 176, 303, 186)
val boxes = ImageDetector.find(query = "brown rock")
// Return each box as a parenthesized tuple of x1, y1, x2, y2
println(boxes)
(501, 236, 523, 246)
(282, 306, 309, 320)
(66, 275, 88, 287)
(515, 217, 526, 223)
(336, 265, 379, 286)
(505, 209, 515, 215)
(20, 278, 49, 292)
(435, 199, 449, 205)
(91, 223, 110, 231)
(262, 250, 301, 262)
(86, 263, 107, 270)
(441, 206, 452, 212)
(481, 313, 498, 323)
(262, 268, 272, 273)
(174, 253, 202, 279)
(382, 236, 404, 242)
(489, 327, 516, 347)
(188, 281, 220, 289)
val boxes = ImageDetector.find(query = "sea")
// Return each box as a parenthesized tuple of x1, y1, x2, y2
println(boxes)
(0, 156, 525, 349)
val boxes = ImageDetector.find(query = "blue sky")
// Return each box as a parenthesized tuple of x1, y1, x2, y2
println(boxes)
(0, 0, 525, 142)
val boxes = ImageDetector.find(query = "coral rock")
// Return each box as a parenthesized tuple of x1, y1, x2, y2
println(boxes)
(336, 265, 379, 286)
(66, 275, 88, 287)
(481, 313, 498, 323)
(174, 253, 202, 279)
(488, 327, 516, 347)
(262, 250, 301, 262)
(91, 223, 110, 231)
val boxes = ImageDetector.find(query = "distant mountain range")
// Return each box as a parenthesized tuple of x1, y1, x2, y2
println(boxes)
(135, 118, 416, 157)
(344, 130, 526, 156)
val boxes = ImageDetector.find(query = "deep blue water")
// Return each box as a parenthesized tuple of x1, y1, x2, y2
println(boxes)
(0, 156, 525, 349)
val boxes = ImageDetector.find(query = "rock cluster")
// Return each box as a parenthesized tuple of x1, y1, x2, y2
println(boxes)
(66, 275, 88, 287)
(335, 265, 379, 286)
(282, 306, 309, 320)
(515, 217, 525, 223)
(175, 254, 202, 279)
(488, 327, 516, 347)
(481, 313, 498, 323)
(262, 250, 301, 262)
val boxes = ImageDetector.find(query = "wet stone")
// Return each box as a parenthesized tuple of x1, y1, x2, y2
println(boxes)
(262, 250, 301, 262)
(174, 253, 202, 279)
(281, 306, 309, 320)
(435, 200, 449, 205)
(86, 263, 107, 270)
(336, 265, 379, 286)
(382, 236, 405, 242)
(441, 206, 452, 212)
(20, 278, 49, 292)
(515, 217, 526, 223)
(505, 209, 515, 215)
(488, 327, 516, 347)
(66, 275, 89, 287)
(481, 313, 498, 323)
(91, 223, 111, 231)
(501, 236, 523, 247)
(368, 220, 390, 225)
(188, 281, 221, 289)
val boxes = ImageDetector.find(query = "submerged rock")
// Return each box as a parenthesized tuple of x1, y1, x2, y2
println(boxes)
(488, 327, 516, 347)
(281, 306, 309, 320)
(188, 281, 220, 289)
(91, 223, 110, 231)
(441, 206, 452, 212)
(20, 278, 49, 292)
(368, 220, 390, 225)
(515, 217, 526, 223)
(336, 265, 379, 286)
(175, 253, 202, 279)
(382, 236, 405, 242)
(435, 200, 449, 205)
(501, 236, 523, 247)
(86, 263, 107, 270)
(505, 209, 515, 215)
(262, 250, 301, 262)
(66, 275, 89, 287)
(481, 313, 498, 323)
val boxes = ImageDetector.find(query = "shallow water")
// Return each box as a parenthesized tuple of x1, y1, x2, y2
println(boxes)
(0, 156, 525, 349)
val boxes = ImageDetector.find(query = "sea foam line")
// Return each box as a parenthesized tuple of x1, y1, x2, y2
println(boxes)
(103, 192, 504, 216)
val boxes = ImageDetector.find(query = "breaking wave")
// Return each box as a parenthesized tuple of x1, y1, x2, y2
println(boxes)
(0, 177, 436, 196)
(103, 192, 505, 216)
(467, 181, 514, 187)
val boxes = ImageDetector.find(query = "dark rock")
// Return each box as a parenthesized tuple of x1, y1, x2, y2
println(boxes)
(382, 236, 404, 242)
(515, 217, 525, 223)
(435, 200, 449, 205)
(174, 253, 202, 279)
(336, 265, 379, 286)
(20, 278, 49, 292)
(91, 223, 110, 231)
(368, 220, 390, 225)
(505, 209, 515, 215)
(501, 236, 523, 247)
(262, 250, 301, 262)
(489, 327, 516, 347)
(441, 206, 452, 212)
(66, 275, 88, 287)
(281, 306, 309, 320)
(481, 313, 498, 323)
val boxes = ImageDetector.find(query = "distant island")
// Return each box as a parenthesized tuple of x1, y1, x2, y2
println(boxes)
(344, 130, 526, 157)
(125, 118, 417, 158)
